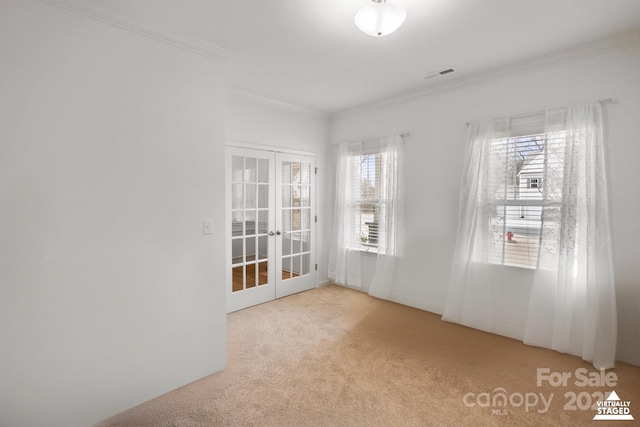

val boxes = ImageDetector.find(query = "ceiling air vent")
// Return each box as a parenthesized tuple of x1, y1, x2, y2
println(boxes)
(424, 68, 455, 80)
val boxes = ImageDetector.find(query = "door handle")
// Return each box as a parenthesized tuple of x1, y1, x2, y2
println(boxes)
(269, 231, 275, 236)
(276, 231, 282, 235)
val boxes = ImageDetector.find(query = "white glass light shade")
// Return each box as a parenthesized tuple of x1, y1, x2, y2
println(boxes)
(355, 2, 406, 37)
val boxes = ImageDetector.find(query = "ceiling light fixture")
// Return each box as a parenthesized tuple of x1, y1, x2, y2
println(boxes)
(355, 0, 406, 37)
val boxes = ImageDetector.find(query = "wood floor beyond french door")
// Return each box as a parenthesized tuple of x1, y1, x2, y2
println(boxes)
(226, 146, 316, 313)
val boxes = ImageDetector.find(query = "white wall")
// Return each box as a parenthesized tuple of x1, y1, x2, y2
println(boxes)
(0, 1, 228, 426)
(330, 45, 640, 366)
(225, 92, 331, 285)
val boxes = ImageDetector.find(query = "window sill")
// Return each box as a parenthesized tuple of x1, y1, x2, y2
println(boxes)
(480, 261, 537, 272)
(349, 245, 379, 255)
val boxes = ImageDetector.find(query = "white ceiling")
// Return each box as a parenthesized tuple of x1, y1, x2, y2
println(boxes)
(73, 0, 640, 114)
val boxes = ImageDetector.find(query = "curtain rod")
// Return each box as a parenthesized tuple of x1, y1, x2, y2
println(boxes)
(464, 98, 615, 127)
(332, 132, 410, 145)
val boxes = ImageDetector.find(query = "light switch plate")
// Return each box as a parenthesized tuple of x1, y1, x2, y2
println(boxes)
(203, 220, 213, 235)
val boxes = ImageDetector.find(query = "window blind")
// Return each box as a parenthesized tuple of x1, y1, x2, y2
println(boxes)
(482, 114, 567, 269)
(348, 151, 386, 250)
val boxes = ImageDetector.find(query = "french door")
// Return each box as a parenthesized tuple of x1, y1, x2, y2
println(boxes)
(226, 146, 316, 313)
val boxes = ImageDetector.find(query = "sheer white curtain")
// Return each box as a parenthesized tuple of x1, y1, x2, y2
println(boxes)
(524, 103, 617, 369)
(442, 119, 517, 336)
(328, 141, 363, 288)
(328, 135, 403, 300)
(444, 102, 617, 369)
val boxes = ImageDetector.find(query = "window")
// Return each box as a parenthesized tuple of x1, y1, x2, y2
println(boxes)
(329, 135, 402, 290)
(528, 178, 541, 189)
(481, 129, 566, 269)
(348, 152, 386, 251)
(447, 103, 616, 367)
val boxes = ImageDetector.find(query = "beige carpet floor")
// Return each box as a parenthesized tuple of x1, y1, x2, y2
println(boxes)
(98, 284, 640, 426)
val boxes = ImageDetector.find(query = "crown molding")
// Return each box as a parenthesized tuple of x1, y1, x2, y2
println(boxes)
(333, 30, 640, 118)
(39, 0, 234, 63)
(227, 88, 330, 118)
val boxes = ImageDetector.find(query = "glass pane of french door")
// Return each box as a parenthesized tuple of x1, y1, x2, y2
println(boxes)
(280, 161, 312, 280)
(276, 154, 315, 299)
(231, 155, 269, 291)
(227, 147, 276, 313)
